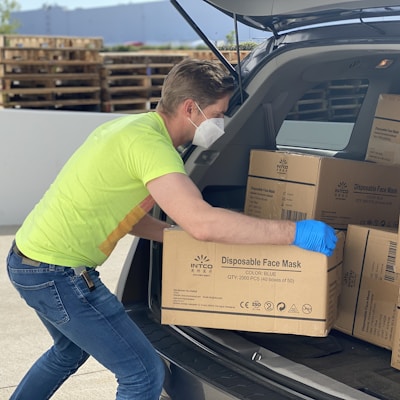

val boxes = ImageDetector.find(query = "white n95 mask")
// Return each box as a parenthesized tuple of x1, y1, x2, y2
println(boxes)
(188, 103, 225, 149)
(191, 118, 225, 148)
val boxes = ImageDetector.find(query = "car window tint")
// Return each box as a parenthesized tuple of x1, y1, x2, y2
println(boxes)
(277, 78, 369, 150)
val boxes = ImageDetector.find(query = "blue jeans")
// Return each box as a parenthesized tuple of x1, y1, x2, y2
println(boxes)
(6, 244, 164, 400)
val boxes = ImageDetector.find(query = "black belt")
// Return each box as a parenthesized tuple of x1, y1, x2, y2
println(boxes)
(13, 244, 41, 267)
(12, 243, 95, 291)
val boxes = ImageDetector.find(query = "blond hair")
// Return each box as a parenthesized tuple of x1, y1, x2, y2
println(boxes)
(157, 58, 234, 115)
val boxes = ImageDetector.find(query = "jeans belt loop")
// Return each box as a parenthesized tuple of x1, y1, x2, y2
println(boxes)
(75, 267, 95, 291)
(73, 266, 87, 275)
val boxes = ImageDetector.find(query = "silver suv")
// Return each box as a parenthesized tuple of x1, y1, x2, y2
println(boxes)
(117, 1, 400, 398)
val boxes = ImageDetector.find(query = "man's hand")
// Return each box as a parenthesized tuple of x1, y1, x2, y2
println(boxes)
(293, 220, 337, 257)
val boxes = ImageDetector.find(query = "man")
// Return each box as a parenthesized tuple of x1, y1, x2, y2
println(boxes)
(6, 58, 337, 400)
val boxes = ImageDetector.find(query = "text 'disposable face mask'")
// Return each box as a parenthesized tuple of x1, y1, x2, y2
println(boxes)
(188, 103, 225, 149)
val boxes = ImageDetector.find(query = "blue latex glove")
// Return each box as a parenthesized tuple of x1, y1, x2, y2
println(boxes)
(293, 220, 338, 257)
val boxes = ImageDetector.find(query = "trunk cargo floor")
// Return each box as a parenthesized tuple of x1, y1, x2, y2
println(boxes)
(240, 330, 400, 400)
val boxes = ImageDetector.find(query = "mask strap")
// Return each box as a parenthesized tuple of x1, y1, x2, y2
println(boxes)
(195, 102, 207, 120)
(187, 117, 198, 128)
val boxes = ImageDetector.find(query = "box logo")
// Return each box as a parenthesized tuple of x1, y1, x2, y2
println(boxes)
(335, 181, 348, 200)
(276, 158, 288, 175)
(190, 254, 213, 277)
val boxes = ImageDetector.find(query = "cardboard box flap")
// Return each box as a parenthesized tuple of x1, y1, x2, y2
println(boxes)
(248, 150, 321, 184)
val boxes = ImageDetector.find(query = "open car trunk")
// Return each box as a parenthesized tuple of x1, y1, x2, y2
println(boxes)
(118, 3, 400, 399)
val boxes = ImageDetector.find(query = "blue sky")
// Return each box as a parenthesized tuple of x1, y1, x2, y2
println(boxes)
(17, 0, 161, 11)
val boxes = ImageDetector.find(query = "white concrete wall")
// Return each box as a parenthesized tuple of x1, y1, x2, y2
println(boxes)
(0, 109, 121, 226)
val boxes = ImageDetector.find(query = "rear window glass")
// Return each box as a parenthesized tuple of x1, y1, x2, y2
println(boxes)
(276, 78, 369, 150)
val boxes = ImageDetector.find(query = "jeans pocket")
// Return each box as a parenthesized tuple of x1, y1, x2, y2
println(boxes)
(11, 280, 70, 325)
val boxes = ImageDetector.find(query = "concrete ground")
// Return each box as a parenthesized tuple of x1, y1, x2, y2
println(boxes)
(0, 226, 135, 400)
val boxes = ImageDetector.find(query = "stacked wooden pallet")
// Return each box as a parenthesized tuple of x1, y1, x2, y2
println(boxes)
(0, 35, 103, 111)
(100, 50, 252, 113)
(100, 52, 188, 113)
(287, 79, 369, 122)
(0, 37, 250, 114)
(187, 49, 251, 64)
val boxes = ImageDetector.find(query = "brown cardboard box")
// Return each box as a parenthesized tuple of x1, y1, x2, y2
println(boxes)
(334, 224, 399, 349)
(391, 298, 400, 370)
(366, 94, 400, 166)
(161, 228, 345, 337)
(390, 220, 400, 370)
(244, 150, 400, 230)
(391, 291, 400, 370)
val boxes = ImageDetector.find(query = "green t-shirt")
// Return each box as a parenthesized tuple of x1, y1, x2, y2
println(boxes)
(16, 112, 186, 267)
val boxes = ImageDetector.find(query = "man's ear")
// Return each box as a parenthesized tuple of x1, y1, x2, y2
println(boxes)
(182, 98, 195, 117)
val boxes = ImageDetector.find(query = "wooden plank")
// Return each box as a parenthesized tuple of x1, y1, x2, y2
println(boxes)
(101, 64, 148, 72)
(1, 60, 101, 66)
(0, 98, 100, 108)
(1, 79, 100, 91)
(106, 86, 149, 93)
(0, 48, 101, 62)
(3, 86, 100, 95)
(1, 72, 99, 80)
(0, 64, 100, 76)
(102, 74, 148, 82)
(100, 52, 187, 64)
(102, 75, 149, 83)
(0, 47, 100, 53)
(0, 35, 103, 50)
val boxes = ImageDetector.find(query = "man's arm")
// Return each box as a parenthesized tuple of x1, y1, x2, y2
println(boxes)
(129, 213, 171, 243)
(147, 172, 296, 245)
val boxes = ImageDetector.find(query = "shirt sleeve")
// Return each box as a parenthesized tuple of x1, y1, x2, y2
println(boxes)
(128, 130, 186, 185)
